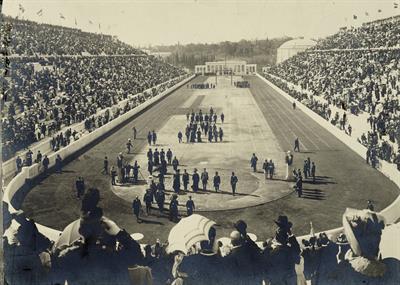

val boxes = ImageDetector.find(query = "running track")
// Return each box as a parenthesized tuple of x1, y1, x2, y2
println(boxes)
(22, 75, 399, 242)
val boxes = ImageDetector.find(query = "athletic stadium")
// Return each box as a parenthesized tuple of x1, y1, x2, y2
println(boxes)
(1, 1, 400, 285)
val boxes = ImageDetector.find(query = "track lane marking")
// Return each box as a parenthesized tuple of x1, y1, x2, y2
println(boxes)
(267, 83, 334, 149)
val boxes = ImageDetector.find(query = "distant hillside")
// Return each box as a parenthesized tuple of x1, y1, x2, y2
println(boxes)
(151, 37, 292, 71)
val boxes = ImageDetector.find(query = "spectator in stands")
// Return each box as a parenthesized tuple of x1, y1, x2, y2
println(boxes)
(266, 46, 399, 171)
(312, 16, 400, 50)
(15, 155, 22, 173)
(55, 154, 62, 173)
(1, 16, 187, 163)
(2, 16, 143, 56)
(42, 154, 49, 173)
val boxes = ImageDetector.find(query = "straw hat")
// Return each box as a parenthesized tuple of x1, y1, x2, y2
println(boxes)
(230, 230, 241, 242)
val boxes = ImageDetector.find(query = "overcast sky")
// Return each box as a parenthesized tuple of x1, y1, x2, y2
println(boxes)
(2, 0, 399, 47)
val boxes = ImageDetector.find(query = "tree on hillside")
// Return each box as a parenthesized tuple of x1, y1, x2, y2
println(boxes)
(152, 37, 291, 70)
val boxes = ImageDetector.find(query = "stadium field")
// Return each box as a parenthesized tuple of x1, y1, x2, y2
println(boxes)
(22, 75, 399, 243)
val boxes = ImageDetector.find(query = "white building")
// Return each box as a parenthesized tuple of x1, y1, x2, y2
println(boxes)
(261, 66, 270, 75)
(195, 60, 257, 75)
(276, 38, 317, 64)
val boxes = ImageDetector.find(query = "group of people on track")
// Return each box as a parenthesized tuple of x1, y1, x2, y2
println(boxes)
(95, 105, 321, 223)
(178, 108, 225, 144)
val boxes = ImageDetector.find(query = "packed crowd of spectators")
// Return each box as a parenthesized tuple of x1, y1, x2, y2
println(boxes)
(266, 47, 400, 169)
(313, 15, 400, 50)
(2, 57, 186, 162)
(1, 56, 186, 160)
(1, 16, 188, 164)
(1, 15, 141, 55)
(6, 193, 391, 285)
(11, 73, 187, 175)
(1, 15, 189, 162)
(267, 15, 400, 170)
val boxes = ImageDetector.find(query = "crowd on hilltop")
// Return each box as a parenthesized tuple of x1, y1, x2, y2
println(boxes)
(2, 55, 186, 161)
(313, 16, 400, 50)
(0, 15, 140, 55)
(267, 47, 400, 170)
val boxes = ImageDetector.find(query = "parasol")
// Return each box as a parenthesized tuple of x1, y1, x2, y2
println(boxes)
(342, 208, 385, 258)
(53, 216, 121, 251)
(53, 219, 82, 251)
(131, 233, 144, 241)
(166, 214, 216, 255)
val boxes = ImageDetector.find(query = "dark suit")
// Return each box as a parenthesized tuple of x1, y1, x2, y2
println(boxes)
(230, 175, 238, 195)
(192, 173, 200, 192)
(132, 199, 141, 220)
(173, 173, 181, 193)
(186, 200, 195, 216)
(201, 172, 209, 190)
(213, 175, 221, 192)
(182, 173, 189, 190)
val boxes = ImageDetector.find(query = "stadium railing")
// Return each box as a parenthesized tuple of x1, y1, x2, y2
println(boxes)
(256, 72, 400, 238)
(4, 72, 398, 247)
(1, 74, 189, 180)
(2, 74, 195, 240)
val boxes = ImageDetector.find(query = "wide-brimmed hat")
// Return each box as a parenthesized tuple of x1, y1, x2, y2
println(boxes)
(336, 233, 349, 245)
(199, 240, 218, 256)
(230, 230, 241, 242)
(274, 215, 293, 229)
(234, 220, 247, 234)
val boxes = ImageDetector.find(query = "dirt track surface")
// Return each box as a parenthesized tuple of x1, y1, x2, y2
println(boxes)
(22, 75, 399, 243)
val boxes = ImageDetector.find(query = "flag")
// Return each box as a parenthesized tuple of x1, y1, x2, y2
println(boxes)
(36, 9, 43, 16)
(89, 20, 93, 24)
(365, 12, 369, 16)
(99, 23, 101, 29)
(395, 3, 399, 8)
(75, 18, 77, 26)
(353, 15, 357, 20)
(19, 4, 25, 13)
(59, 13, 65, 20)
